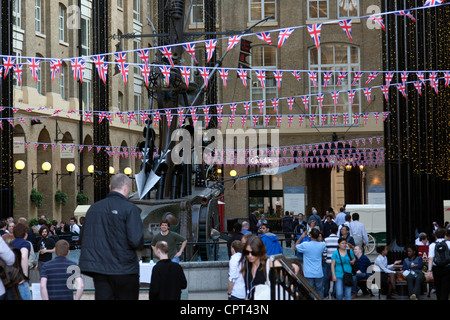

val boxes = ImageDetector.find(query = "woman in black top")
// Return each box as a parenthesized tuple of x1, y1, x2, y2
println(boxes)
(240, 235, 268, 300)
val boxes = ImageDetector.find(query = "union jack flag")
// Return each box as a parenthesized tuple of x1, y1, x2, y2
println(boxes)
(216, 104, 223, 116)
(337, 71, 348, 87)
(276, 115, 283, 128)
(255, 70, 266, 89)
(229, 103, 237, 116)
(373, 112, 380, 124)
(271, 98, 279, 113)
(277, 28, 295, 49)
(256, 32, 273, 45)
(320, 114, 327, 126)
(205, 39, 217, 63)
(27, 58, 41, 82)
(316, 93, 324, 109)
(204, 114, 211, 128)
(298, 114, 305, 127)
(363, 113, 370, 125)
(243, 102, 251, 115)
(219, 68, 229, 88)
(180, 67, 191, 87)
(291, 70, 302, 81)
(423, 0, 444, 7)
(385, 72, 394, 87)
(137, 49, 150, 66)
(401, 71, 409, 84)
(139, 63, 151, 87)
(383, 112, 390, 122)
(84, 111, 93, 124)
(237, 69, 248, 88)
(363, 87, 372, 103)
(287, 97, 295, 112)
(307, 24, 322, 50)
(396, 83, 407, 98)
(309, 114, 316, 127)
(128, 112, 138, 126)
(338, 19, 353, 42)
(273, 70, 283, 90)
(444, 71, 450, 87)
(287, 114, 294, 127)
(331, 91, 340, 106)
(252, 115, 259, 128)
(117, 62, 129, 85)
(93, 55, 108, 84)
(347, 90, 356, 106)
(177, 108, 186, 127)
(301, 95, 310, 111)
(192, 114, 199, 128)
(332, 114, 338, 126)
(70, 58, 86, 83)
(217, 113, 223, 128)
(3, 56, 15, 78)
(308, 71, 318, 88)
(416, 72, 425, 85)
(98, 112, 106, 124)
(365, 71, 379, 85)
(414, 81, 423, 96)
(351, 72, 363, 86)
(183, 43, 198, 65)
(394, 10, 416, 23)
(227, 35, 242, 51)
(381, 85, 390, 101)
(160, 66, 171, 87)
(13, 64, 23, 86)
(264, 115, 271, 127)
(159, 46, 175, 68)
(343, 113, 349, 125)
(240, 115, 247, 128)
(50, 59, 62, 83)
(200, 67, 210, 88)
(257, 100, 265, 115)
(370, 15, 385, 31)
(323, 72, 332, 89)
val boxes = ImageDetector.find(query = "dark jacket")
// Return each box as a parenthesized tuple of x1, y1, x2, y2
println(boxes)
(79, 191, 144, 276)
(149, 259, 187, 300)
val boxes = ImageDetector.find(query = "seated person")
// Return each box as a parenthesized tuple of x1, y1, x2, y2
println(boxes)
(401, 244, 424, 300)
(374, 245, 402, 299)
(352, 245, 373, 296)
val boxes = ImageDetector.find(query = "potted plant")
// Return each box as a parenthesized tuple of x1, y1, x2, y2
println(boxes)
(30, 188, 44, 208)
(77, 192, 89, 205)
(55, 189, 68, 206)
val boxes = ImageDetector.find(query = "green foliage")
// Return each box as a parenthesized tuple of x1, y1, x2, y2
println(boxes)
(55, 189, 68, 206)
(30, 188, 44, 208)
(77, 192, 89, 205)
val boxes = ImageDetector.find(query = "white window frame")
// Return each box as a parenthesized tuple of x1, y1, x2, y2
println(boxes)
(308, 44, 361, 126)
(81, 17, 91, 56)
(250, 45, 278, 127)
(35, 0, 43, 34)
(134, 94, 142, 125)
(59, 4, 66, 43)
(13, 0, 21, 28)
(338, 0, 360, 18)
(190, 0, 219, 25)
(133, 0, 141, 23)
(307, 0, 329, 20)
(248, 0, 277, 22)
(82, 80, 92, 111)
(60, 63, 66, 100)
(133, 39, 142, 77)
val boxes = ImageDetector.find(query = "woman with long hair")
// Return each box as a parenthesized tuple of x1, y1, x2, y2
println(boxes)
(240, 235, 268, 300)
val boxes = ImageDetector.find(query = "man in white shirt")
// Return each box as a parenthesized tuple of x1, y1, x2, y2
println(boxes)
(69, 217, 80, 234)
(427, 228, 450, 300)
(349, 213, 369, 248)
(334, 207, 347, 226)
(228, 240, 245, 300)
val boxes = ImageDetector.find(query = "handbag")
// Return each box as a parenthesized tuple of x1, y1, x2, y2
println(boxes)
(253, 258, 272, 300)
(338, 250, 354, 287)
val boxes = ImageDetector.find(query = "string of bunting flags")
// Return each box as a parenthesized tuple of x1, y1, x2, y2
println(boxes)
(13, 135, 384, 168)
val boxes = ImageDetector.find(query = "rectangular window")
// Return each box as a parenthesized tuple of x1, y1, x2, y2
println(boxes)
(35, 0, 42, 33)
(59, 5, 66, 42)
(190, 0, 219, 25)
(82, 81, 92, 111)
(13, 0, 21, 28)
(117, 0, 123, 10)
(134, 94, 142, 124)
(133, 0, 141, 22)
(12, 51, 22, 88)
(60, 64, 66, 100)
(249, 0, 277, 22)
(133, 39, 142, 76)
(81, 17, 90, 56)
(338, 0, 359, 18)
(308, 0, 328, 20)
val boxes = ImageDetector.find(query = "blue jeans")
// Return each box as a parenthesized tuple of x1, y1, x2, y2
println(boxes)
(6, 281, 31, 300)
(335, 277, 352, 300)
(305, 277, 324, 298)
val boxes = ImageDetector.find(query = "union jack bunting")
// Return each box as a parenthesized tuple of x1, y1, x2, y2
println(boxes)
(291, 70, 302, 81)
(205, 39, 217, 63)
(381, 85, 390, 101)
(180, 67, 191, 87)
(331, 91, 340, 107)
(444, 72, 450, 87)
(348, 90, 356, 106)
(369, 15, 386, 31)
(200, 68, 210, 88)
(127, 112, 138, 126)
(276, 115, 283, 128)
(13, 64, 23, 86)
(301, 95, 310, 111)
(192, 114, 200, 127)
(182, 43, 198, 65)
(3, 56, 15, 78)
(252, 115, 259, 128)
(287, 97, 295, 112)
(309, 114, 316, 127)
(337, 71, 348, 87)
(165, 109, 173, 127)
(365, 72, 379, 85)
(338, 19, 353, 42)
(323, 72, 332, 89)
(416, 72, 425, 85)
(219, 68, 229, 88)
(374, 112, 380, 124)
(264, 115, 271, 127)
(177, 108, 186, 127)
(256, 32, 273, 45)
(229, 103, 237, 117)
(394, 10, 416, 23)
(385, 72, 394, 87)
(257, 100, 265, 115)
(84, 111, 93, 124)
(93, 55, 108, 85)
(237, 69, 248, 88)
(308, 71, 318, 88)
(217, 113, 223, 128)
(396, 83, 407, 98)
(351, 72, 364, 86)
(298, 114, 305, 127)
(216, 104, 223, 116)
(273, 70, 283, 90)
(343, 113, 349, 125)
(137, 49, 150, 66)
(414, 81, 423, 95)
(205, 114, 211, 128)
(353, 113, 359, 124)
(307, 24, 322, 50)
(159, 46, 175, 68)
(98, 112, 106, 124)
(243, 102, 251, 115)
(139, 63, 151, 87)
(363, 113, 370, 125)
(70, 58, 86, 83)
(363, 87, 372, 103)
(383, 111, 390, 122)
(117, 62, 130, 85)
(423, 0, 444, 7)
(277, 28, 295, 49)
(160, 66, 171, 87)
(255, 70, 266, 89)
(287, 114, 294, 127)
(316, 93, 324, 109)
(239, 115, 246, 128)
(401, 71, 409, 84)
(332, 114, 339, 126)
(50, 59, 62, 83)
(320, 114, 327, 126)
(271, 98, 279, 113)
(227, 35, 242, 51)
(27, 58, 41, 83)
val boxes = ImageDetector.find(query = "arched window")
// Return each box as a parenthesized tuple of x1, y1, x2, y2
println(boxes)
(308, 43, 361, 126)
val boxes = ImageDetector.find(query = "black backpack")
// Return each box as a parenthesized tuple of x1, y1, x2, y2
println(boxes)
(0, 244, 25, 300)
(434, 241, 450, 267)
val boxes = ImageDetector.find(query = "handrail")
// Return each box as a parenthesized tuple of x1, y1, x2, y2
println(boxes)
(268, 254, 323, 300)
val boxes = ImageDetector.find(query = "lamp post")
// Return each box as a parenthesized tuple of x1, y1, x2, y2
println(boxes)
(56, 163, 76, 188)
(14, 160, 26, 174)
(32, 162, 52, 188)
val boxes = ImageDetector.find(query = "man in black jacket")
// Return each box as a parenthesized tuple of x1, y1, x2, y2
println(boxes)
(79, 173, 144, 300)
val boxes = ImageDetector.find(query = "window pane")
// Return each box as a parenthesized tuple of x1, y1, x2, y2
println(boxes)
(264, 3, 276, 18)
(250, 1, 262, 21)
(338, 0, 359, 17)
